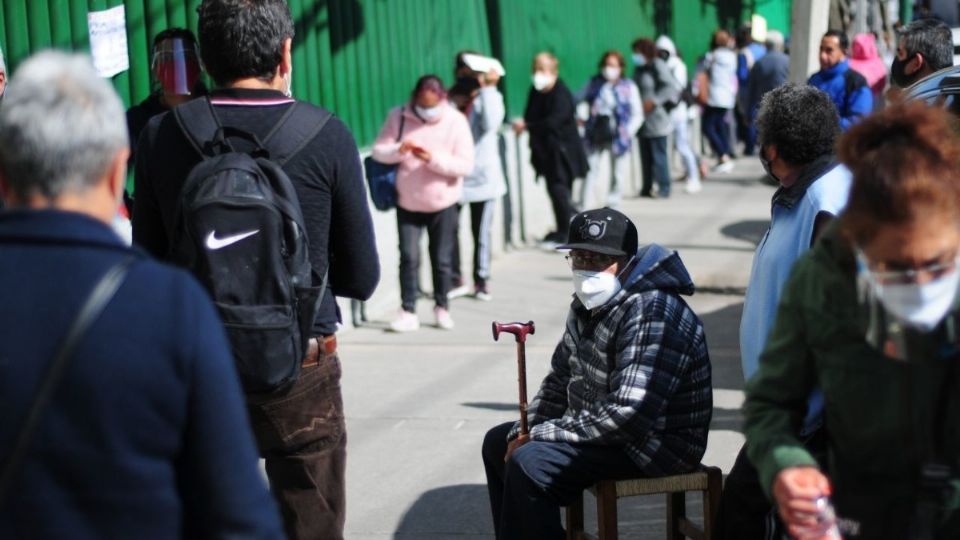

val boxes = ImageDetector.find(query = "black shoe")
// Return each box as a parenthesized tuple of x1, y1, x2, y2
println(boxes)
(640, 191, 656, 199)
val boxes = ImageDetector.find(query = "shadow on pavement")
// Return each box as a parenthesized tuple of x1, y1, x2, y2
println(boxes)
(720, 220, 770, 247)
(394, 484, 493, 538)
(462, 402, 519, 412)
(698, 301, 746, 393)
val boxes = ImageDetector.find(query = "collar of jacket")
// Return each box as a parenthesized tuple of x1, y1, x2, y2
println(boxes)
(819, 59, 850, 80)
(772, 154, 838, 209)
(210, 87, 288, 101)
(0, 209, 133, 253)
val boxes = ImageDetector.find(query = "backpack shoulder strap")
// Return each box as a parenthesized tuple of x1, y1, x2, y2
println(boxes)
(262, 102, 333, 166)
(173, 97, 223, 157)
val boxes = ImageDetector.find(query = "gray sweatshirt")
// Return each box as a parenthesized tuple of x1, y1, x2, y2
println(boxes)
(633, 57, 680, 138)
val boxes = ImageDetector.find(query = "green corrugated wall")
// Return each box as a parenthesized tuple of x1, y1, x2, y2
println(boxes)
(0, 0, 791, 145)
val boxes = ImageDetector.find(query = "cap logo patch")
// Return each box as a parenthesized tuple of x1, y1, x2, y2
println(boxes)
(581, 219, 607, 240)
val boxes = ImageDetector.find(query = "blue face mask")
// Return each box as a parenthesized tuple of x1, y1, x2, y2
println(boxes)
(632, 53, 647, 67)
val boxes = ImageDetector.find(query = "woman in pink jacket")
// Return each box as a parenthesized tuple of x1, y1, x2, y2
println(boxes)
(373, 75, 475, 332)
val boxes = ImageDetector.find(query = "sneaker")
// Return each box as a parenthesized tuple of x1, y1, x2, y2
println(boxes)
(389, 310, 420, 333)
(447, 284, 471, 299)
(712, 160, 735, 174)
(474, 287, 493, 302)
(434, 306, 455, 330)
(684, 180, 703, 194)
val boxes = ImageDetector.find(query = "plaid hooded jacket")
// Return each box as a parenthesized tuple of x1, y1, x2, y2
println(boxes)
(509, 244, 713, 475)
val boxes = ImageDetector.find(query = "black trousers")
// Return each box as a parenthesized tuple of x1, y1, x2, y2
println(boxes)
(544, 174, 576, 237)
(482, 422, 642, 540)
(397, 205, 457, 312)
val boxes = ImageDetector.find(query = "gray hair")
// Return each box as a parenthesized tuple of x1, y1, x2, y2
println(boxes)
(756, 83, 840, 166)
(898, 18, 953, 72)
(0, 51, 127, 201)
(765, 30, 785, 53)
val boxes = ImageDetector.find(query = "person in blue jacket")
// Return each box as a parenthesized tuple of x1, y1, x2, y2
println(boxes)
(808, 30, 873, 130)
(0, 51, 284, 540)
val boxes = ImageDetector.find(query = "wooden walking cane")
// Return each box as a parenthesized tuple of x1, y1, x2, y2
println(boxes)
(492, 321, 536, 435)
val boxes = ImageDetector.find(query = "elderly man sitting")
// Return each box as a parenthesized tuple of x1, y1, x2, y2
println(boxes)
(481, 208, 713, 539)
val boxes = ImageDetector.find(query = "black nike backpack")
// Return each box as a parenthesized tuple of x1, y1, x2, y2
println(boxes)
(171, 97, 331, 394)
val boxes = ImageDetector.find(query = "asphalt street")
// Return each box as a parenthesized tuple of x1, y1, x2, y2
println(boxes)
(339, 157, 774, 539)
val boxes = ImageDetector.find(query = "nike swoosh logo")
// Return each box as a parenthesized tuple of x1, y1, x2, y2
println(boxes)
(205, 229, 260, 250)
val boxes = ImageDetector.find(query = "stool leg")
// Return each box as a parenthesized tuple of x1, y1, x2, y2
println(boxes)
(702, 467, 723, 540)
(666, 491, 686, 540)
(566, 490, 585, 540)
(596, 481, 618, 540)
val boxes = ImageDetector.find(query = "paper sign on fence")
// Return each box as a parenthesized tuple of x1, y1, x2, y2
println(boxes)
(88, 5, 129, 78)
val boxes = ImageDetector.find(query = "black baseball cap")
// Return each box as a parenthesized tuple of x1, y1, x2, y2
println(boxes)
(557, 208, 638, 257)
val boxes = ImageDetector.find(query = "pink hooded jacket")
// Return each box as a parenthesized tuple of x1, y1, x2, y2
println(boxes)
(849, 33, 888, 95)
(371, 102, 475, 213)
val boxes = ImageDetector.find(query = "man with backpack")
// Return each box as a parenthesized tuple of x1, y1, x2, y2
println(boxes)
(133, 1, 380, 538)
(808, 30, 873, 130)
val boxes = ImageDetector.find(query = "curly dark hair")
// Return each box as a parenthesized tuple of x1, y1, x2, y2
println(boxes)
(197, 0, 294, 86)
(839, 101, 960, 243)
(755, 83, 840, 166)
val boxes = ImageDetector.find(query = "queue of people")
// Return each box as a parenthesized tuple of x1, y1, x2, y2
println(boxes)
(4, 4, 960, 540)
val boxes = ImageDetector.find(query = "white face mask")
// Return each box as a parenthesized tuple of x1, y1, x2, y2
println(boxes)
(415, 104, 442, 121)
(572, 269, 623, 310)
(632, 53, 647, 66)
(602, 66, 621, 81)
(532, 72, 556, 92)
(860, 262, 960, 331)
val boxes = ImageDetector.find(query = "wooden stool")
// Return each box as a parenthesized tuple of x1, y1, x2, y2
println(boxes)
(565, 465, 723, 540)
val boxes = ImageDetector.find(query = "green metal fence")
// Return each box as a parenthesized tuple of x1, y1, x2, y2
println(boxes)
(0, 0, 791, 145)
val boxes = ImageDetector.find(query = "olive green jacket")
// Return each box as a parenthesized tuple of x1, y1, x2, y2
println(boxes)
(744, 223, 960, 538)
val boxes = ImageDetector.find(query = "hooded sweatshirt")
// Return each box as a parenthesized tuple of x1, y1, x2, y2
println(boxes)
(656, 35, 691, 122)
(371, 102, 475, 213)
(848, 32, 888, 97)
(509, 244, 713, 475)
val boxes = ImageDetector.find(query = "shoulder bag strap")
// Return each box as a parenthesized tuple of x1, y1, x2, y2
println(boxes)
(263, 102, 333, 166)
(396, 107, 406, 142)
(173, 97, 224, 157)
(0, 257, 136, 505)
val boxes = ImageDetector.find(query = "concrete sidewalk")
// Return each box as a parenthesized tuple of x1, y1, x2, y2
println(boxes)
(340, 158, 774, 539)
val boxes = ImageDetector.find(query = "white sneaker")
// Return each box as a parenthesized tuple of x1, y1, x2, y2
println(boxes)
(474, 288, 493, 302)
(389, 310, 420, 333)
(447, 284, 471, 299)
(684, 179, 703, 194)
(434, 306, 455, 330)
(712, 160, 735, 174)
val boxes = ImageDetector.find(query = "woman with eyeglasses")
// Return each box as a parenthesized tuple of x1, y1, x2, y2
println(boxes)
(744, 102, 960, 539)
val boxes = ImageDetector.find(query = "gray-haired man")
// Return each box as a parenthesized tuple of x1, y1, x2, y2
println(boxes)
(891, 18, 954, 88)
(0, 51, 282, 538)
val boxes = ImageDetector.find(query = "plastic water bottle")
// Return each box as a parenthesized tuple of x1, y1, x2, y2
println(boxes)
(795, 496, 842, 539)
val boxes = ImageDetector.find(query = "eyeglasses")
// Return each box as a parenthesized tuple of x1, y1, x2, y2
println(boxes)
(565, 253, 617, 271)
(855, 249, 960, 285)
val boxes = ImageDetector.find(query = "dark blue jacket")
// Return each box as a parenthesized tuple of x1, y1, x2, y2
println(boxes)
(808, 59, 873, 131)
(0, 210, 284, 539)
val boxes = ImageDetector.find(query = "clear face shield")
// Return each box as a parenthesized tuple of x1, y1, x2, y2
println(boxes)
(152, 38, 202, 96)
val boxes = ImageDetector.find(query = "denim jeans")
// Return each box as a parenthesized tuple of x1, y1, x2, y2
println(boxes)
(640, 135, 671, 197)
(481, 422, 643, 540)
(247, 354, 346, 540)
(397, 205, 458, 312)
(451, 200, 496, 290)
(702, 106, 732, 158)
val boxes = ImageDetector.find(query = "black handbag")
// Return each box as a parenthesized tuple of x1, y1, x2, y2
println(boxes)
(587, 114, 615, 147)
